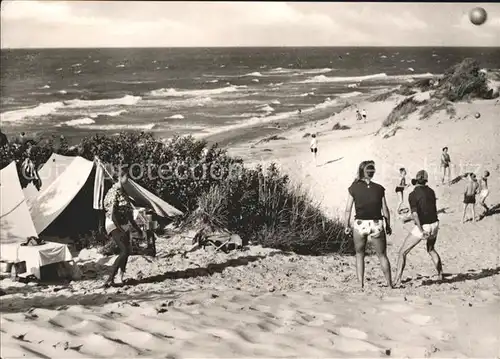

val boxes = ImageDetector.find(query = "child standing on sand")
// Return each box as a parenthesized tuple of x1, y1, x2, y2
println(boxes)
(356, 110, 362, 121)
(361, 109, 367, 123)
(479, 170, 490, 213)
(462, 173, 480, 223)
(395, 168, 409, 213)
(310, 134, 318, 166)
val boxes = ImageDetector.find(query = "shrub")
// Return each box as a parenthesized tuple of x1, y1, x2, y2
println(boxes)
(332, 122, 351, 131)
(369, 90, 396, 102)
(434, 58, 489, 102)
(188, 164, 349, 255)
(419, 98, 456, 120)
(383, 96, 426, 127)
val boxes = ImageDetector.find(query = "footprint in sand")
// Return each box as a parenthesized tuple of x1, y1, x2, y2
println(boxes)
(338, 327, 368, 340)
(405, 314, 433, 326)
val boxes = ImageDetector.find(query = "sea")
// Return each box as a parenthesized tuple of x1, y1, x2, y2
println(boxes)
(1, 47, 499, 146)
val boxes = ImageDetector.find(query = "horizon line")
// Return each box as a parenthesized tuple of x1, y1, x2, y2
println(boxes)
(2, 45, 500, 50)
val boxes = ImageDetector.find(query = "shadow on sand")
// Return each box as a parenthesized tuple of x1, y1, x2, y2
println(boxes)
(421, 266, 500, 286)
(0, 254, 269, 312)
(318, 157, 344, 167)
(478, 203, 500, 220)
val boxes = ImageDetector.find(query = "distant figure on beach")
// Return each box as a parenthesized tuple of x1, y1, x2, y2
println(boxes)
(478, 170, 490, 213)
(394, 170, 443, 286)
(103, 170, 144, 287)
(440, 147, 451, 184)
(344, 160, 393, 289)
(361, 109, 367, 122)
(462, 173, 480, 223)
(395, 167, 409, 213)
(310, 134, 318, 166)
(356, 110, 362, 121)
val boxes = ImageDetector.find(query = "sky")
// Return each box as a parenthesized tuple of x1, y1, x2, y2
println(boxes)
(1, 1, 499, 48)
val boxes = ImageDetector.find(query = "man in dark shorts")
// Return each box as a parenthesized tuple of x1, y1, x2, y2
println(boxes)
(462, 173, 479, 223)
(394, 170, 443, 287)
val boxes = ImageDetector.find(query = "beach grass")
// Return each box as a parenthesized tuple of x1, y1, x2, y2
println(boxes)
(383, 96, 425, 127)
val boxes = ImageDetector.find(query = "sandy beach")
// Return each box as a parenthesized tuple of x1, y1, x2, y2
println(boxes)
(2, 91, 499, 358)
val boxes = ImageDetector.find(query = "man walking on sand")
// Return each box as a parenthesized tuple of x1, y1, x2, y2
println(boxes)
(462, 173, 480, 223)
(394, 170, 443, 287)
(361, 109, 367, 123)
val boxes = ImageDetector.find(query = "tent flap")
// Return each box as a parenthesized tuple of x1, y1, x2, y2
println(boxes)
(0, 162, 38, 244)
(122, 179, 183, 218)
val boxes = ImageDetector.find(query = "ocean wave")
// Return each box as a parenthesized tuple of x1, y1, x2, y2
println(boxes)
(116, 64, 126, 68)
(299, 72, 434, 84)
(298, 92, 315, 97)
(300, 68, 333, 74)
(58, 117, 96, 127)
(149, 85, 246, 98)
(39, 85, 51, 89)
(338, 91, 363, 98)
(243, 72, 264, 77)
(252, 79, 260, 83)
(70, 123, 158, 131)
(58, 90, 68, 94)
(71, 63, 82, 67)
(1, 101, 64, 123)
(299, 73, 389, 83)
(64, 95, 141, 108)
(89, 109, 127, 118)
(270, 100, 281, 105)
(167, 114, 185, 119)
(259, 105, 275, 113)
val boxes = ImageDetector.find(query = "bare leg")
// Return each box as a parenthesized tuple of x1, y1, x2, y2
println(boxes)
(371, 232, 393, 288)
(471, 203, 476, 222)
(314, 152, 318, 166)
(397, 191, 404, 213)
(426, 236, 443, 280)
(394, 233, 422, 286)
(352, 230, 367, 289)
(441, 167, 445, 184)
(462, 204, 468, 223)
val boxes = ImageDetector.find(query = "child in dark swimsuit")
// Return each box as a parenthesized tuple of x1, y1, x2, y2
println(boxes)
(395, 168, 409, 213)
(441, 147, 451, 184)
(462, 173, 480, 223)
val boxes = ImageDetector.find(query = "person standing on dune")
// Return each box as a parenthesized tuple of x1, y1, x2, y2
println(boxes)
(344, 160, 393, 289)
(310, 134, 318, 167)
(440, 147, 451, 184)
(462, 173, 480, 223)
(394, 170, 443, 287)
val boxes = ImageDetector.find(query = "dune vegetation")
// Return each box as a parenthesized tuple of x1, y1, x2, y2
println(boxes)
(1, 132, 347, 256)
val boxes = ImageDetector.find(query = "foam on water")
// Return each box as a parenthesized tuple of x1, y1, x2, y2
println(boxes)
(59, 117, 96, 127)
(1, 102, 65, 123)
(64, 95, 141, 108)
(149, 85, 246, 97)
(168, 114, 185, 119)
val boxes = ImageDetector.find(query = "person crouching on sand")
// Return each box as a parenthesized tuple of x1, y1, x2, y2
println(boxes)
(462, 173, 480, 223)
(344, 160, 393, 289)
(479, 170, 490, 213)
(395, 167, 410, 214)
(310, 134, 318, 166)
(103, 169, 144, 287)
(394, 170, 443, 287)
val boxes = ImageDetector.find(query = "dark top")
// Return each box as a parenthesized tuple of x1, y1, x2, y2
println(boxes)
(348, 180, 385, 220)
(408, 185, 438, 225)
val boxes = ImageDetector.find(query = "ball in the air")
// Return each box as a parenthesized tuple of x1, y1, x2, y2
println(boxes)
(469, 7, 487, 26)
(475, 112, 481, 119)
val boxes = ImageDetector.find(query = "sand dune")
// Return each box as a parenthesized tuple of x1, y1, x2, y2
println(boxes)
(2, 95, 500, 358)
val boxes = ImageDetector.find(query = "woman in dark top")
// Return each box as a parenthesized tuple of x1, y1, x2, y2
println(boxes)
(394, 170, 442, 287)
(344, 160, 393, 289)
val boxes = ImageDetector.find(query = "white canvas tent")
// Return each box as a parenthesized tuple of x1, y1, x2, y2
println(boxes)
(25, 154, 183, 237)
(1, 161, 73, 279)
(1, 162, 38, 244)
